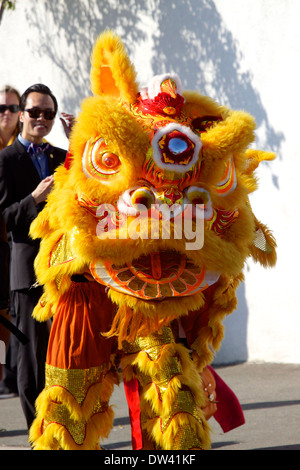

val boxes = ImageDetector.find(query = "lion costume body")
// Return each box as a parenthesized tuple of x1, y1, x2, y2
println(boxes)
(29, 31, 276, 450)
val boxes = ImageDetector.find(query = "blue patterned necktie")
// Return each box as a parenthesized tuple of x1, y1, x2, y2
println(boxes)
(27, 142, 50, 179)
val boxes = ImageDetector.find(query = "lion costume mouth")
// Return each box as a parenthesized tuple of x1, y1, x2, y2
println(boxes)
(90, 250, 220, 300)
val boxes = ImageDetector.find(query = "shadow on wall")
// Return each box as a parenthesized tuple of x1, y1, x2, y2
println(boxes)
(24, 0, 150, 113)
(151, 1, 285, 156)
(25, 0, 283, 365)
(25, 0, 284, 155)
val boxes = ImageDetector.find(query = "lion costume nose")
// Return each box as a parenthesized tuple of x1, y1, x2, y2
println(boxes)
(131, 187, 156, 210)
(131, 186, 184, 210)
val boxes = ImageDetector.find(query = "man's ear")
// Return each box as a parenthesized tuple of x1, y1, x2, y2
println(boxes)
(19, 110, 24, 124)
(90, 29, 139, 104)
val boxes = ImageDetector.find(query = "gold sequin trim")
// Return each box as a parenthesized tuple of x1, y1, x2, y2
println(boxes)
(124, 327, 207, 449)
(49, 227, 79, 289)
(50, 227, 79, 267)
(171, 425, 203, 450)
(253, 228, 273, 253)
(45, 363, 107, 405)
(43, 364, 110, 445)
(134, 355, 182, 395)
(122, 326, 174, 358)
(160, 389, 203, 432)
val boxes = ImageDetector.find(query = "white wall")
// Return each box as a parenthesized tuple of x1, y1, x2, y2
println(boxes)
(213, 0, 300, 364)
(0, 0, 298, 364)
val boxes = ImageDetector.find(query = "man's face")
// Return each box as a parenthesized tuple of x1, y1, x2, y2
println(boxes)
(20, 92, 56, 143)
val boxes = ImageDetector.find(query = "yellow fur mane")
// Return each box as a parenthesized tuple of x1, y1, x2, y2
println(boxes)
(30, 30, 276, 358)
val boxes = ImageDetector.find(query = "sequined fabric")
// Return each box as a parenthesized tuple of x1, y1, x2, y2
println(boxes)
(123, 327, 208, 450)
(49, 227, 79, 290)
(45, 364, 107, 404)
(49, 227, 79, 267)
(42, 364, 110, 446)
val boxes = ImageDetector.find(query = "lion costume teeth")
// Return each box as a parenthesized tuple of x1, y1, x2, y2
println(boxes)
(29, 30, 276, 450)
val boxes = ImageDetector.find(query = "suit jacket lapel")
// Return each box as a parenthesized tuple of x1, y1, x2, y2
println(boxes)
(14, 140, 41, 183)
(45, 146, 56, 174)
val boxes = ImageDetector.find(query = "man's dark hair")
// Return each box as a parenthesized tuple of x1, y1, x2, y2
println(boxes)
(19, 83, 58, 114)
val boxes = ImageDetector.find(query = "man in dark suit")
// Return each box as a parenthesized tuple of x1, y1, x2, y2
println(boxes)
(0, 84, 68, 428)
(0, 208, 10, 373)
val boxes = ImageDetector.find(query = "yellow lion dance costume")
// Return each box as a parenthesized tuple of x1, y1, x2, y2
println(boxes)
(29, 31, 276, 450)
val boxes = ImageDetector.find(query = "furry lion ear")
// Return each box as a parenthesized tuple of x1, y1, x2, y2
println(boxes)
(90, 29, 139, 103)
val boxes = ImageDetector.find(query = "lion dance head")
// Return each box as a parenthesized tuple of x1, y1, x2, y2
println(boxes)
(31, 30, 276, 365)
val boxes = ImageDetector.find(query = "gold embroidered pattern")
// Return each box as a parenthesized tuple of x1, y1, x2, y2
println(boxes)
(42, 403, 87, 445)
(122, 326, 174, 357)
(123, 327, 208, 449)
(43, 364, 109, 446)
(50, 227, 79, 267)
(171, 426, 204, 450)
(45, 364, 107, 405)
(49, 227, 79, 290)
(159, 389, 203, 433)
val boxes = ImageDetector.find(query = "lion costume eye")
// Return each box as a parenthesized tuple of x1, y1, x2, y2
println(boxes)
(82, 137, 121, 180)
(191, 115, 222, 134)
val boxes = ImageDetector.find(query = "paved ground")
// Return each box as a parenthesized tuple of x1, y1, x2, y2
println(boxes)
(0, 362, 299, 451)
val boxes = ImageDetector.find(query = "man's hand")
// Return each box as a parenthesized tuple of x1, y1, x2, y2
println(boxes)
(60, 113, 75, 139)
(31, 175, 54, 205)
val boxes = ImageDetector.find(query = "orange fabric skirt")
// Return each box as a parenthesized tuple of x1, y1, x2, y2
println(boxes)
(46, 281, 117, 370)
